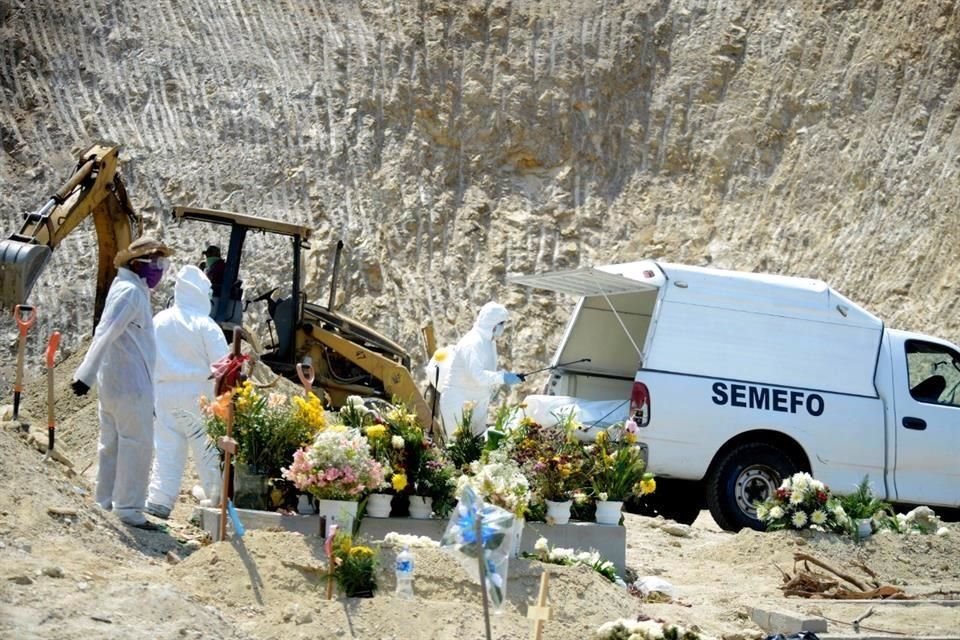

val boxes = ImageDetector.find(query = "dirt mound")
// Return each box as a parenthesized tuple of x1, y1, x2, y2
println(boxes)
(171, 530, 640, 640)
(623, 513, 960, 638)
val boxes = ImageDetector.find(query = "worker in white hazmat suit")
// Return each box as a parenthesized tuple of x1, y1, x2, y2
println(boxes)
(145, 266, 229, 519)
(438, 301, 522, 438)
(71, 237, 173, 530)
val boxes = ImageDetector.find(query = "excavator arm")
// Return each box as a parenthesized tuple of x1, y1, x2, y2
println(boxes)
(0, 144, 141, 324)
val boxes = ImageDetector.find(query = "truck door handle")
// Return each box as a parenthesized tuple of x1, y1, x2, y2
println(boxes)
(902, 417, 927, 431)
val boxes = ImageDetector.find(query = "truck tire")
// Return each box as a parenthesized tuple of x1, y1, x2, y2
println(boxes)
(626, 479, 703, 525)
(706, 442, 800, 532)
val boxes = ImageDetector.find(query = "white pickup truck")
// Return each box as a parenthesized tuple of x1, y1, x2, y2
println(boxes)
(511, 260, 960, 531)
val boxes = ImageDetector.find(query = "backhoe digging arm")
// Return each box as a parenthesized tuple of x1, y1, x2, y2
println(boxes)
(0, 144, 141, 324)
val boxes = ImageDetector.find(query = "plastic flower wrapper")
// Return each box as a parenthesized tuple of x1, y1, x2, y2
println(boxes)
(441, 486, 515, 610)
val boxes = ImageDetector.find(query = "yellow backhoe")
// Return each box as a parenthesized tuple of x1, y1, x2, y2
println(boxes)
(171, 206, 439, 436)
(1, 145, 440, 438)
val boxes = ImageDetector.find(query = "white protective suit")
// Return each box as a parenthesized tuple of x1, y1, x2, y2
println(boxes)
(147, 266, 229, 510)
(438, 302, 511, 437)
(73, 268, 157, 525)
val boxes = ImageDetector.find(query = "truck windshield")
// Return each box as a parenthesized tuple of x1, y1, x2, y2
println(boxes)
(905, 340, 960, 407)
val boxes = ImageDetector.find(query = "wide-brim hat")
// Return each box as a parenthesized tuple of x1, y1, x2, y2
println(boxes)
(114, 236, 174, 268)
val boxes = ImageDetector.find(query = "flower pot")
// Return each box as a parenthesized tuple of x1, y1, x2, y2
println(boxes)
(857, 518, 872, 539)
(233, 463, 271, 510)
(408, 496, 433, 519)
(297, 493, 316, 514)
(545, 499, 573, 525)
(595, 500, 624, 525)
(367, 493, 393, 518)
(509, 517, 525, 557)
(317, 498, 360, 535)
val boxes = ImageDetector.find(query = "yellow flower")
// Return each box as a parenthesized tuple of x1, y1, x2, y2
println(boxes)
(623, 432, 637, 444)
(639, 478, 657, 496)
(433, 348, 450, 362)
(595, 430, 609, 446)
(349, 545, 375, 558)
(292, 392, 326, 430)
(366, 424, 388, 440)
(391, 473, 408, 492)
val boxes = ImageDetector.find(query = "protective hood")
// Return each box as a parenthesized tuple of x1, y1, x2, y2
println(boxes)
(473, 302, 509, 336)
(174, 265, 213, 314)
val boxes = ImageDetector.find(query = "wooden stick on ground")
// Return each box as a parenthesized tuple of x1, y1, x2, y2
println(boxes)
(528, 571, 552, 640)
(793, 552, 867, 591)
(218, 330, 243, 542)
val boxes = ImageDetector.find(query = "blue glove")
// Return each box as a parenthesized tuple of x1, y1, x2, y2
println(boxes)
(503, 372, 522, 386)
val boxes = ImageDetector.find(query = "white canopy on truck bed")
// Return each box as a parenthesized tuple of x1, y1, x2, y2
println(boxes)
(510, 260, 884, 398)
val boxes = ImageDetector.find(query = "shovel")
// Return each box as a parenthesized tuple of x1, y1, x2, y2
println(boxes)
(42, 330, 60, 461)
(11, 304, 37, 431)
(296, 356, 315, 397)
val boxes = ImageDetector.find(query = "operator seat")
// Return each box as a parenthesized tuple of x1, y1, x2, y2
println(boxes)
(211, 279, 244, 325)
(272, 295, 297, 360)
(910, 375, 946, 404)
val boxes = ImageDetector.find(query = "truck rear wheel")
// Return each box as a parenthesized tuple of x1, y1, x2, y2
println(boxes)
(706, 442, 800, 532)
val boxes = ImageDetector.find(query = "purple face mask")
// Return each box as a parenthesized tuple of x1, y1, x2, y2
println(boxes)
(130, 259, 166, 289)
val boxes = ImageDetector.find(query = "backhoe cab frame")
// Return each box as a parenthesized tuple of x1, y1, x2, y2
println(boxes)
(171, 207, 438, 437)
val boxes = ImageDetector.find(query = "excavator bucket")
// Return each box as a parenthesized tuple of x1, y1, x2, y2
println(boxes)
(0, 237, 52, 311)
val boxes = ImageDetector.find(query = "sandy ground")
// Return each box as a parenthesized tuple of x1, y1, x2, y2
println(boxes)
(1, 355, 959, 639)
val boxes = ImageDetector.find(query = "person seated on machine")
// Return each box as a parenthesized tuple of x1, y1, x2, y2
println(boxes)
(200, 244, 226, 290)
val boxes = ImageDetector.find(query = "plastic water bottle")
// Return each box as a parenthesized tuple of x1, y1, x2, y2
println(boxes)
(395, 546, 415, 598)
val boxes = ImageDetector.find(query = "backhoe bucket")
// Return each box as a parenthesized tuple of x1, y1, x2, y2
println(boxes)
(0, 238, 52, 311)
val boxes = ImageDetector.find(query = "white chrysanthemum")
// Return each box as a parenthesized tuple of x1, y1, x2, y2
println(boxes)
(757, 504, 770, 521)
(769, 506, 785, 520)
(551, 547, 574, 562)
(391, 435, 404, 450)
(790, 490, 806, 504)
(792, 510, 808, 528)
(534, 537, 549, 552)
(810, 509, 827, 525)
(598, 492, 609, 502)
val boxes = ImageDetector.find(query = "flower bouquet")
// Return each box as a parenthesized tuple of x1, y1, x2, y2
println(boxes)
(446, 403, 485, 470)
(202, 382, 325, 509)
(413, 441, 458, 518)
(456, 448, 532, 520)
(284, 427, 385, 534)
(283, 428, 385, 500)
(328, 528, 379, 597)
(756, 472, 839, 531)
(589, 430, 656, 502)
(524, 537, 622, 585)
(589, 430, 655, 524)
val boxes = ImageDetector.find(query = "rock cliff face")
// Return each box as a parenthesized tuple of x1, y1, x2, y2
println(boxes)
(2, 0, 959, 388)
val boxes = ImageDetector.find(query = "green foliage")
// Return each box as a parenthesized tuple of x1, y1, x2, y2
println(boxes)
(331, 530, 378, 597)
(840, 476, 892, 521)
(590, 431, 653, 502)
(414, 447, 458, 518)
(446, 426, 485, 470)
(204, 383, 320, 480)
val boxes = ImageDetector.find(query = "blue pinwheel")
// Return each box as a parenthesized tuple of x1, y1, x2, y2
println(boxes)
(441, 486, 515, 628)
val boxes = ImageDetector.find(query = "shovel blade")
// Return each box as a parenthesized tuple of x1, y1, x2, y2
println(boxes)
(0, 239, 51, 311)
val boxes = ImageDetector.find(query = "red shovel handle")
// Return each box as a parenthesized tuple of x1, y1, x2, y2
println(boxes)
(14, 305, 37, 336)
(46, 331, 61, 368)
